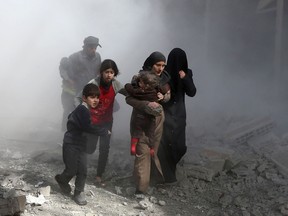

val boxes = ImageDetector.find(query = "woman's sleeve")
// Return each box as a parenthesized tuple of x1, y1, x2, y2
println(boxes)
(182, 69, 196, 97)
(125, 95, 149, 111)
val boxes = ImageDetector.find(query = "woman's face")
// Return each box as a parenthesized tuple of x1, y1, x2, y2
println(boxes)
(101, 68, 115, 83)
(152, 61, 166, 76)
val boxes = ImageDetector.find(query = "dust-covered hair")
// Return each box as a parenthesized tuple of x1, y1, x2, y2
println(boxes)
(138, 71, 160, 89)
(82, 83, 100, 97)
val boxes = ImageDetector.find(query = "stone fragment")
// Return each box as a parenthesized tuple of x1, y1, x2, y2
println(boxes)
(185, 165, 215, 181)
(158, 200, 166, 206)
(0, 195, 26, 216)
(38, 186, 51, 197)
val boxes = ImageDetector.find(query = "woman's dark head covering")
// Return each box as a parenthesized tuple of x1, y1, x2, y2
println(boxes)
(166, 48, 188, 92)
(142, 51, 166, 70)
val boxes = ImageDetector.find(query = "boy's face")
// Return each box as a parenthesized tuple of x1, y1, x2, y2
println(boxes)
(83, 95, 100, 108)
(101, 68, 115, 83)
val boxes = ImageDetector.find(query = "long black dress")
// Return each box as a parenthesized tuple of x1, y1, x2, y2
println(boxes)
(158, 48, 197, 183)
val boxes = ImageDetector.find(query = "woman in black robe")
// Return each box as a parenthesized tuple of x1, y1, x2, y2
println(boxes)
(158, 48, 197, 183)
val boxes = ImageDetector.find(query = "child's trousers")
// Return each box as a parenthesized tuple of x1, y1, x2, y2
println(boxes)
(58, 143, 88, 192)
(134, 112, 164, 193)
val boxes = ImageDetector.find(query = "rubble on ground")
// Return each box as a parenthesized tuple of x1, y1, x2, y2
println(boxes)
(0, 115, 288, 216)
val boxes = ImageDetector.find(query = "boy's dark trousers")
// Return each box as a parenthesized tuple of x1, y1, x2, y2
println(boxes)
(58, 143, 88, 192)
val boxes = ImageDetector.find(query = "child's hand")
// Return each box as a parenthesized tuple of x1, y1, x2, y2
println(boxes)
(157, 92, 164, 101)
(150, 147, 154, 157)
(179, 70, 186, 79)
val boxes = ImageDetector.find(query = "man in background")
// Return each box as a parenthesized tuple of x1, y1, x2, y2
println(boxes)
(59, 36, 102, 131)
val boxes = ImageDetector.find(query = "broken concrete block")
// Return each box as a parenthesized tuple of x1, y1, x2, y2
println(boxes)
(247, 133, 281, 155)
(3, 188, 16, 199)
(185, 165, 215, 182)
(199, 147, 244, 172)
(280, 203, 288, 215)
(270, 148, 288, 178)
(205, 159, 226, 174)
(200, 147, 234, 160)
(224, 117, 275, 144)
(0, 195, 26, 216)
(26, 194, 46, 205)
(38, 186, 51, 197)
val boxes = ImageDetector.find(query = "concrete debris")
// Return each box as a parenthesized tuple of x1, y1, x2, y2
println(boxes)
(0, 195, 26, 216)
(270, 148, 288, 178)
(224, 116, 275, 144)
(115, 186, 123, 195)
(280, 203, 288, 215)
(138, 199, 150, 210)
(38, 186, 51, 197)
(0, 115, 288, 215)
(26, 194, 46, 205)
(158, 200, 166, 206)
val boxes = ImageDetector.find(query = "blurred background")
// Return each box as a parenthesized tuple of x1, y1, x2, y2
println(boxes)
(0, 0, 287, 145)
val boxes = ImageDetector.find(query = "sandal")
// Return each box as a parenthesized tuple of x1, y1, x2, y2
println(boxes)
(95, 176, 106, 187)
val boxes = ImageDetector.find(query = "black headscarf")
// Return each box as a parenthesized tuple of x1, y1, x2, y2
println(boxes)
(142, 51, 166, 70)
(165, 48, 188, 93)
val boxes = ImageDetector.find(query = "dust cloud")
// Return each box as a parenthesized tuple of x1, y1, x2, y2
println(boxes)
(0, 0, 287, 145)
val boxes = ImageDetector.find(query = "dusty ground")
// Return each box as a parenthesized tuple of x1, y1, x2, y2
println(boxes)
(1, 117, 288, 216)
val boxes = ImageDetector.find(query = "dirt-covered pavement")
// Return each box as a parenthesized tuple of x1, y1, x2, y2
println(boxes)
(1, 117, 288, 216)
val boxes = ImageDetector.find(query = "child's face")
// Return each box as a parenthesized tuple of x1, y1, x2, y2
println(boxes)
(101, 68, 115, 83)
(83, 95, 100, 108)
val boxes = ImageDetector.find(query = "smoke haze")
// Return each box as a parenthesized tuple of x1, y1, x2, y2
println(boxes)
(0, 0, 287, 141)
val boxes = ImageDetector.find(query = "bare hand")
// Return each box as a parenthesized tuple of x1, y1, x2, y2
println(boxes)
(157, 92, 164, 101)
(179, 70, 186, 79)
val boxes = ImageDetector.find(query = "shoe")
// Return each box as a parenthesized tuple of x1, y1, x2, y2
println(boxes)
(95, 176, 106, 187)
(55, 174, 71, 195)
(73, 191, 87, 205)
(134, 190, 145, 200)
(150, 147, 154, 157)
(130, 137, 138, 155)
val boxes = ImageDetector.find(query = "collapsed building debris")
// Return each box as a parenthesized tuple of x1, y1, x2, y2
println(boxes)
(224, 116, 275, 144)
(0, 115, 288, 215)
(0, 195, 26, 216)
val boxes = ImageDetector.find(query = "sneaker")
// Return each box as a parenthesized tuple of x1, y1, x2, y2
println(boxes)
(134, 190, 145, 200)
(73, 191, 87, 205)
(55, 174, 71, 195)
(95, 176, 106, 187)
